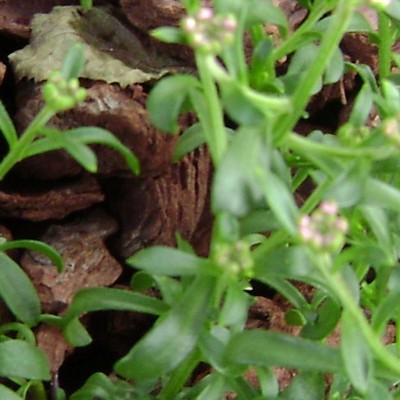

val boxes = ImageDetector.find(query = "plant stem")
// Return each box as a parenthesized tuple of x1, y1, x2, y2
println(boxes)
(272, 0, 333, 63)
(159, 350, 201, 400)
(0, 106, 55, 180)
(195, 54, 228, 165)
(286, 132, 394, 160)
(275, 0, 358, 143)
(378, 11, 392, 84)
(316, 254, 400, 376)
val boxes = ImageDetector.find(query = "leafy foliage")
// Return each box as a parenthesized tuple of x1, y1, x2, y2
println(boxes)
(4, 0, 400, 399)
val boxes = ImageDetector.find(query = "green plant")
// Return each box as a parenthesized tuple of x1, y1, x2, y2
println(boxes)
(0, 44, 139, 179)
(60, 0, 400, 398)
(0, 39, 139, 398)
(8, 0, 400, 398)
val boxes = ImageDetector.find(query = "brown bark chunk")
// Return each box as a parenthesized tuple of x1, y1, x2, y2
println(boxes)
(0, 175, 103, 220)
(13, 81, 178, 180)
(20, 208, 122, 313)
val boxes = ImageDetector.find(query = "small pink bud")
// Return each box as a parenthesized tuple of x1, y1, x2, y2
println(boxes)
(197, 7, 213, 21)
(320, 200, 338, 216)
(223, 16, 237, 31)
(299, 225, 315, 241)
(335, 218, 349, 233)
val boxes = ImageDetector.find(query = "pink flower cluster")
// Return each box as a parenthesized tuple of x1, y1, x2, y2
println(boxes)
(181, 7, 237, 54)
(299, 201, 348, 252)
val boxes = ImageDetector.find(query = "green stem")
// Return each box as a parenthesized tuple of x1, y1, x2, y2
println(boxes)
(275, 0, 358, 143)
(0, 106, 55, 180)
(317, 254, 400, 377)
(378, 11, 392, 84)
(272, 1, 333, 63)
(286, 132, 395, 160)
(253, 230, 288, 261)
(195, 54, 228, 166)
(159, 350, 201, 400)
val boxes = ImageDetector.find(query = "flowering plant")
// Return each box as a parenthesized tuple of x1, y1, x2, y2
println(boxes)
(5, 0, 400, 398)
(104, 0, 400, 398)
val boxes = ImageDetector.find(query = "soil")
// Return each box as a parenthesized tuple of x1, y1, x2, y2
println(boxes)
(0, 0, 389, 397)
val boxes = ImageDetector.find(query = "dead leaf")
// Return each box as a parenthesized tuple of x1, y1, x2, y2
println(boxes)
(9, 6, 183, 87)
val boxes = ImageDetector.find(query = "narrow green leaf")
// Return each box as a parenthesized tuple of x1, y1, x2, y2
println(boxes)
(0, 340, 50, 380)
(360, 205, 393, 256)
(153, 276, 184, 306)
(212, 127, 268, 217)
(0, 240, 63, 272)
(219, 284, 251, 330)
(341, 310, 372, 394)
(362, 178, 400, 211)
(364, 380, 393, 400)
(314, 11, 374, 35)
(0, 384, 23, 400)
(127, 246, 210, 276)
(199, 326, 231, 374)
(324, 47, 344, 84)
(173, 123, 206, 161)
(61, 44, 85, 80)
(147, 75, 199, 133)
(0, 253, 41, 325)
(25, 126, 140, 175)
(348, 83, 373, 127)
(286, 43, 321, 85)
(253, 246, 321, 288)
(255, 167, 298, 234)
(258, 276, 310, 310)
(240, 210, 279, 235)
(0, 322, 36, 345)
(151, 26, 185, 44)
(224, 330, 343, 372)
(323, 160, 368, 207)
(63, 317, 92, 347)
(64, 287, 168, 322)
(194, 373, 227, 400)
(220, 80, 267, 126)
(115, 275, 215, 380)
(66, 127, 140, 174)
(61, 139, 98, 173)
(40, 126, 97, 171)
(371, 287, 400, 336)
(246, 0, 289, 38)
(279, 372, 325, 400)
(301, 297, 341, 340)
(130, 271, 154, 292)
(256, 367, 279, 398)
(71, 372, 135, 400)
(0, 101, 17, 148)
(345, 62, 378, 92)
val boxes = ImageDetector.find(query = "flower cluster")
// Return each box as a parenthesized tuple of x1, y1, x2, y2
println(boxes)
(214, 240, 254, 277)
(181, 7, 237, 54)
(43, 71, 87, 112)
(299, 201, 348, 253)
